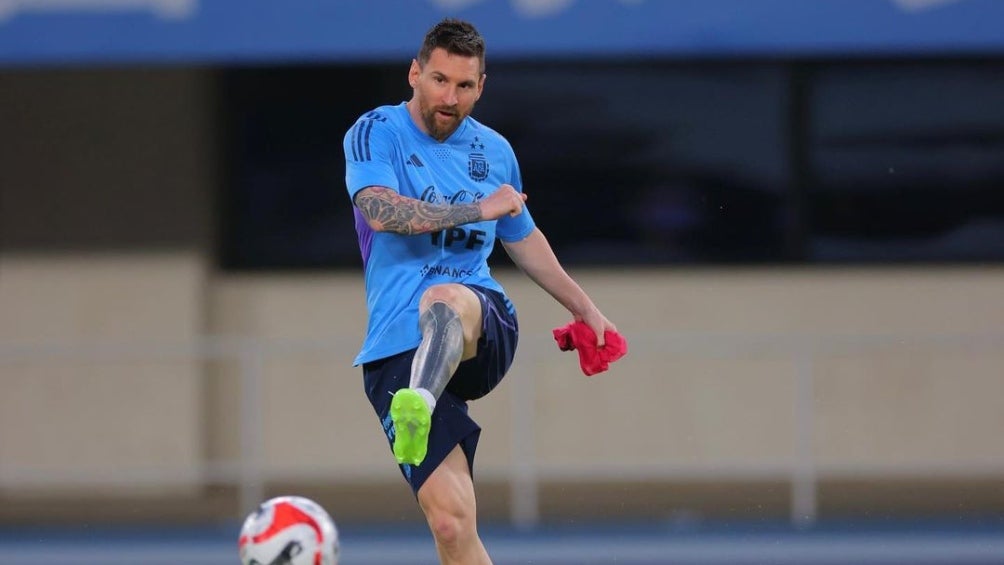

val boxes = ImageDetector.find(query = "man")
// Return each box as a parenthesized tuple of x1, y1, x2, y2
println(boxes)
(343, 18, 617, 565)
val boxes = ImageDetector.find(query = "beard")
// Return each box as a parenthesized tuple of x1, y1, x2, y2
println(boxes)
(420, 101, 465, 142)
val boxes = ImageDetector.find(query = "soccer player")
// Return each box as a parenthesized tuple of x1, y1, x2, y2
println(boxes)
(343, 18, 618, 565)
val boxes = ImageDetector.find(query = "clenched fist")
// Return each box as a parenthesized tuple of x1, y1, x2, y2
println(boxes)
(478, 184, 528, 220)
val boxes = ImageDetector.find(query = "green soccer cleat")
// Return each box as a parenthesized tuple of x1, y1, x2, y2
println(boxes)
(390, 388, 431, 466)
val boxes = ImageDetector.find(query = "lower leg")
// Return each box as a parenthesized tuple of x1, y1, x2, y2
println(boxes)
(410, 301, 465, 407)
(392, 285, 481, 466)
(419, 447, 493, 565)
(390, 301, 466, 465)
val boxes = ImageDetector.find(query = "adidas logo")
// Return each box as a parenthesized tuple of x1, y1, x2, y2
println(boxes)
(406, 154, 425, 167)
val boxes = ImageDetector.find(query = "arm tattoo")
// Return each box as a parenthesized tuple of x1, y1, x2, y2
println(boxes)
(355, 186, 482, 235)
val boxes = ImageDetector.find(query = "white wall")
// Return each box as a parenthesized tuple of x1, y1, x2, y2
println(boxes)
(204, 266, 1004, 482)
(0, 253, 208, 496)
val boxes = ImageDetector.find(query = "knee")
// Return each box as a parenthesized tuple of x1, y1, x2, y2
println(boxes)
(420, 484, 475, 548)
(425, 505, 472, 548)
(419, 284, 463, 310)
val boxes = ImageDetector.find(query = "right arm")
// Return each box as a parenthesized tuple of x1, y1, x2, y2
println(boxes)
(354, 184, 528, 235)
(354, 186, 480, 235)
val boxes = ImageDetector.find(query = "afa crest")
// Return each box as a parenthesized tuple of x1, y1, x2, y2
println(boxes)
(468, 153, 490, 182)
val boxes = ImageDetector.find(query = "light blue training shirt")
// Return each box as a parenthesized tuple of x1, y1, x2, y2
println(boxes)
(344, 102, 535, 366)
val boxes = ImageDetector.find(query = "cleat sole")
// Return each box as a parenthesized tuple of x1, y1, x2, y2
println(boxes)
(390, 389, 431, 466)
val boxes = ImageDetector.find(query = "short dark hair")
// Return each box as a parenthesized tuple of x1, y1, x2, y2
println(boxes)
(417, 18, 486, 74)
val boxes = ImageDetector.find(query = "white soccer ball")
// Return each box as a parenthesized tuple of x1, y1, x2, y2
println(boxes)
(238, 495, 340, 565)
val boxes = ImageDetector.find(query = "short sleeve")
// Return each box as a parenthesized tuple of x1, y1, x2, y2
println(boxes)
(495, 148, 535, 242)
(344, 114, 399, 201)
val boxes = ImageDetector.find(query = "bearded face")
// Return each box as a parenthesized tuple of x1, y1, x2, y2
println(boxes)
(418, 95, 462, 141)
(408, 48, 484, 142)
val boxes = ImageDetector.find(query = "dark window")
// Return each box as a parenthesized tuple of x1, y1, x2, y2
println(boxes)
(476, 62, 791, 265)
(217, 58, 1004, 270)
(218, 65, 400, 270)
(804, 61, 1004, 263)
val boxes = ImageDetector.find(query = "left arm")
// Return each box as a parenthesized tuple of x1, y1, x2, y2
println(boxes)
(502, 228, 617, 345)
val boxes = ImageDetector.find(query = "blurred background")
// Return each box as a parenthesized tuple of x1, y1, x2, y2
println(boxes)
(2, 0, 1004, 563)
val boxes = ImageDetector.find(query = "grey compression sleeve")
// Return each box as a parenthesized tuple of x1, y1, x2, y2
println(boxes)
(409, 301, 465, 400)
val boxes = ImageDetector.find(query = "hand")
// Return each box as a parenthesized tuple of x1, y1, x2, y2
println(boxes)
(577, 309, 617, 348)
(478, 184, 527, 220)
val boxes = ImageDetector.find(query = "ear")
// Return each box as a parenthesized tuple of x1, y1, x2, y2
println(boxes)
(408, 59, 421, 88)
(475, 72, 486, 101)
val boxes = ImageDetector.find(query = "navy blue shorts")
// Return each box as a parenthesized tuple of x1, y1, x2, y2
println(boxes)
(362, 284, 519, 494)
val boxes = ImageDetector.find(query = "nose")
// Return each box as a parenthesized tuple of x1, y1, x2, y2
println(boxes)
(443, 86, 458, 106)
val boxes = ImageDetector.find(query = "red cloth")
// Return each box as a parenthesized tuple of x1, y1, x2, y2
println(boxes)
(552, 321, 628, 376)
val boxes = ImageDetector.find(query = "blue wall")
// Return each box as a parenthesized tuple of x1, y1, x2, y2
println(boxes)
(2, 0, 1004, 66)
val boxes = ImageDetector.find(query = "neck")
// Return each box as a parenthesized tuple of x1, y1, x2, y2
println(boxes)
(405, 99, 429, 136)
